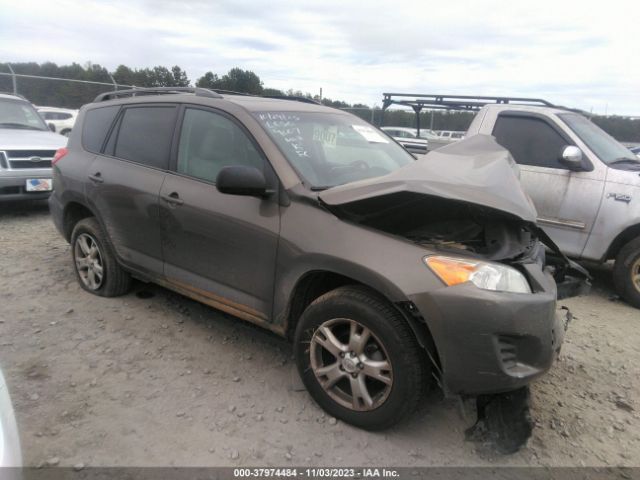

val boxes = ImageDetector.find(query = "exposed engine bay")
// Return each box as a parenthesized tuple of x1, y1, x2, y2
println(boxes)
(323, 190, 542, 263)
(323, 189, 590, 298)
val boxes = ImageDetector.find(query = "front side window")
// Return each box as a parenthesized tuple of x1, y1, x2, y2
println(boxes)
(493, 115, 568, 169)
(558, 113, 640, 168)
(113, 106, 177, 169)
(255, 111, 413, 188)
(176, 108, 264, 183)
(0, 99, 48, 131)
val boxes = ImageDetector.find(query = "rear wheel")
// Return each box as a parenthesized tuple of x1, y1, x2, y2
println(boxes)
(613, 237, 640, 308)
(70, 217, 131, 297)
(294, 285, 428, 430)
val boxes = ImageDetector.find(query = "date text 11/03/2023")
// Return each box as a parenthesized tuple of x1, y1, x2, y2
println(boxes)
(233, 468, 400, 478)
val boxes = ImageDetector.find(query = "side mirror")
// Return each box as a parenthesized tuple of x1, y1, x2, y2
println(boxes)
(48, 123, 56, 132)
(559, 146, 584, 171)
(216, 165, 270, 197)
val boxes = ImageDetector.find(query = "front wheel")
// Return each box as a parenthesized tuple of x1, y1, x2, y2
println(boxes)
(613, 237, 640, 309)
(294, 285, 429, 430)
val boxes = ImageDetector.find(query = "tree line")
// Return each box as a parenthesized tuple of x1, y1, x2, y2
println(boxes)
(1, 61, 638, 141)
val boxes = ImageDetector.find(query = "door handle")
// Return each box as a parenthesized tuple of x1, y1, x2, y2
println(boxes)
(161, 192, 184, 206)
(88, 172, 104, 183)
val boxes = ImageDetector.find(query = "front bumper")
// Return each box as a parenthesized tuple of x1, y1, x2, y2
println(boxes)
(0, 172, 52, 201)
(410, 264, 568, 396)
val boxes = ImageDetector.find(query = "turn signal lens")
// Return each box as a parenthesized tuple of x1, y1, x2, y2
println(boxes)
(425, 256, 477, 286)
(425, 256, 531, 294)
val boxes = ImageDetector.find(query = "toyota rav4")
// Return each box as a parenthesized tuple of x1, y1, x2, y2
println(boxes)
(49, 87, 587, 434)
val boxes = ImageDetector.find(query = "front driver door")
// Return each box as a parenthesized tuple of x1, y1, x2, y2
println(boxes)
(159, 106, 280, 323)
(492, 113, 605, 258)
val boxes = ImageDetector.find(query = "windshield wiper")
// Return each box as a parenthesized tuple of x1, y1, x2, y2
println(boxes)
(310, 185, 331, 191)
(0, 122, 44, 131)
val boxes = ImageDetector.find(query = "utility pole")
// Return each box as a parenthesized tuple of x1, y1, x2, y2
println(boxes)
(319, 87, 322, 101)
(6, 63, 17, 94)
(108, 73, 118, 91)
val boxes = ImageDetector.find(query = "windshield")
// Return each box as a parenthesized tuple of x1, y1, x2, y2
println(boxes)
(0, 98, 48, 131)
(255, 111, 414, 188)
(558, 113, 639, 166)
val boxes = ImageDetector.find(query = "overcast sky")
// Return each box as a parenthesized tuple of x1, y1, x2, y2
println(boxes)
(1, 0, 638, 115)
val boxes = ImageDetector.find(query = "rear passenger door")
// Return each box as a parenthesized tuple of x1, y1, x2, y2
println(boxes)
(159, 106, 280, 322)
(85, 104, 178, 276)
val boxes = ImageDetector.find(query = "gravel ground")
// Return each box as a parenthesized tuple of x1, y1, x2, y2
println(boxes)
(0, 201, 638, 467)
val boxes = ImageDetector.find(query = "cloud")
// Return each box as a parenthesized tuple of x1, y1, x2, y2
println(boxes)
(0, 0, 638, 115)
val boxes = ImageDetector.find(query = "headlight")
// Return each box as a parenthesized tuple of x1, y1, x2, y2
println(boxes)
(424, 256, 531, 294)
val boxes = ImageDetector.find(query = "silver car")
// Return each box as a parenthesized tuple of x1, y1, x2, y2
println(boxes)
(0, 93, 67, 201)
(468, 104, 640, 307)
(381, 127, 451, 151)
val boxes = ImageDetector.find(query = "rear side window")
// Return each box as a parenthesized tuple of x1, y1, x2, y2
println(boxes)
(82, 106, 120, 153)
(113, 106, 177, 169)
(493, 115, 569, 169)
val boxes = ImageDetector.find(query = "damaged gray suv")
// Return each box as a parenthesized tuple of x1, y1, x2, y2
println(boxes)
(49, 87, 587, 433)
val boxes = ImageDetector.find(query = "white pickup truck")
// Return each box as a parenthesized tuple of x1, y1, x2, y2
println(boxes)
(382, 94, 640, 308)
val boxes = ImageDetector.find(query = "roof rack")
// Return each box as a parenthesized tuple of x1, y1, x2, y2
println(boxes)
(262, 95, 321, 105)
(382, 93, 556, 112)
(93, 86, 326, 107)
(379, 93, 580, 133)
(94, 87, 223, 102)
(209, 89, 251, 96)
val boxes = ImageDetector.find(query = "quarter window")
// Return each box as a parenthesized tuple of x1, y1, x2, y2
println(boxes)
(176, 108, 263, 183)
(493, 115, 569, 169)
(82, 106, 120, 154)
(113, 106, 177, 169)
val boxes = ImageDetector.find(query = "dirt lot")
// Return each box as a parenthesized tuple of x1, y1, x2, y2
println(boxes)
(0, 201, 639, 468)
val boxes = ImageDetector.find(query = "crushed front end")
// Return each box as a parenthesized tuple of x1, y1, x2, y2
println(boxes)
(318, 135, 590, 451)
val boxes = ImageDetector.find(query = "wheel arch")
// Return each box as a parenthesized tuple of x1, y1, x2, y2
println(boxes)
(605, 223, 640, 261)
(62, 201, 97, 242)
(283, 269, 443, 375)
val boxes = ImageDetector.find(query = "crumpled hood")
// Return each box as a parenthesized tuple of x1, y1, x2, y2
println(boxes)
(0, 129, 67, 150)
(319, 134, 537, 223)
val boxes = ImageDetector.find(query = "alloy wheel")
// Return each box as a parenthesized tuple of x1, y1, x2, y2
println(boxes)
(74, 233, 104, 290)
(310, 318, 393, 411)
(632, 257, 640, 293)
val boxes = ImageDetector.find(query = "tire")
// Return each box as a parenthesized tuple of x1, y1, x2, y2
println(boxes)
(70, 217, 131, 297)
(613, 237, 640, 308)
(61, 129, 71, 137)
(294, 285, 429, 430)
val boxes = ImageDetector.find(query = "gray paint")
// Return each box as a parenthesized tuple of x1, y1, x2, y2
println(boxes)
(50, 93, 577, 398)
(320, 135, 537, 224)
